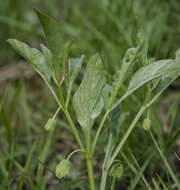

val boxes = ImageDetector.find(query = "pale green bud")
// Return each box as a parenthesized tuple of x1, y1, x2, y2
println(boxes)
(110, 164, 123, 179)
(45, 118, 56, 131)
(143, 118, 151, 130)
(56, 159, 71, 179)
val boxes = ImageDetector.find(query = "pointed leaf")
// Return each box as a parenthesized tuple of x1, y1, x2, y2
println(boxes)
(128, 59, 180, 94)
(109, 99, 121, 135)
(118, 59, 180, 103)
(68, 55, 84, 83)
(35, 9, 63, 62)
(7, 39, 51, 83)
(7, 39, 61, 106)
(73, 54, 106, 128)
(102, 84, 113, 110)
(41, 44, 57, 83)
(91, 96, 104, 119)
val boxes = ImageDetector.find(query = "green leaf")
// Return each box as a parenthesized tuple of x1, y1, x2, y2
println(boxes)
(128, 59, 180, 93)
(119, 59, 180, 104)
(41, 44, 53, 69)
(73, 54, 106, 128)
(7, 39, 61, 106)
(35, 9, 63, 62)
(120, 47, 137, 81)
(7, 39, 51, 83)
(102, 84, 113, 110)
(68, 55, 84, 84)
(41, 44, 57, 83)
(109, 99, 121, 135)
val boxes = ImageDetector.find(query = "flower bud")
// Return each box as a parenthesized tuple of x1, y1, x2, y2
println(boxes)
(45, 118, 56, 131)
(143, 118, 151, 130)
(56, 159, 71, 179)
(110, 164, 123, 179)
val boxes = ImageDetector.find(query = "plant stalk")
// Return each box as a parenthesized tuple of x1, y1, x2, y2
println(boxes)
(85, 128, 96, 190)
(107, 106, 145, 169)
(86, 157, 96, 190)
(64, 110, 85, 151)
(100, 169, 108, 190)
(91, 110, 110, 155)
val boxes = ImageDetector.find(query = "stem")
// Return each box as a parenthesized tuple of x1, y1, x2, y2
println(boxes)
(86, 158, 95, 190)
(85, 128, 96, 190)
(65, 83, 72, 108)
(57, 83, 66, 110)
(100, 134, 114, 190)
(107, 106, 146, 170)
(52, 106, 61, 119)
(44, 79, 61, 107)
(64, 110, 85, 151)
(100, 169, 108, 190)
(66, 149, 84, 160)
(91, 110, 110, 155)
(100, 84, 170, 189)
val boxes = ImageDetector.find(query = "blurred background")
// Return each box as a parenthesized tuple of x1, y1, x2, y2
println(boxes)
(0, 0, 180, 189)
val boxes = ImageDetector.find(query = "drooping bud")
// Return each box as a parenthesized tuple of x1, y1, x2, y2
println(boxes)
(110, 164, 123, 179)
(143, 117, 151, 130)
(55, 159, 71, 179)
(45, 118, 56, 131)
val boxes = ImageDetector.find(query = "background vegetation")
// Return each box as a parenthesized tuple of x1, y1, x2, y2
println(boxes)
(0, 0, 180, 189)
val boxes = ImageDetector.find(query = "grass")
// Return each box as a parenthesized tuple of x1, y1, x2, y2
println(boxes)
(0, 0, 180, 189)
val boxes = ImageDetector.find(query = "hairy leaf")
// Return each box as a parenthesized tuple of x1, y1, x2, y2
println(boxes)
(128, 59, 180, 92)
(73, 54, 106, 128)
(68, 55, 84, 84)
(7, 39, 61, 106)
(122, 59, 180, 102)
(35, 9, 63, 62)
(7, 39, 51, 83)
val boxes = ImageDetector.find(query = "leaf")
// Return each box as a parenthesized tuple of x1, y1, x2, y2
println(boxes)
(73, 54, 106, 128)
(128, 59, 180, 93)
(91, 96, 104, 119)
(102, 84, 113, 110)
(35, 9, 63, 62)
(7, 39, 51, 83)
(120, 47, 137, 80)
(41, 44, 53, 69)
(41, 44, 57, 83)
(109, 99, 121, 135)
(68, 55, 85, 84)
(7, 39, 61, 106)
(118, 59, 180, 104)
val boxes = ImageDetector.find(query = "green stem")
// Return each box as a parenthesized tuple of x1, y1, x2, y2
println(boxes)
(91, 63, 127, 156)
(64, 110, 85, 151)
(86, 158, 95, 190)
(57, 83, 66, 111)
(100, 168, 108, 190)
(85, 128, 96, 190)
(100, 84, 171, 189)
(66, 149, 84, 161)
(107, 106, 146, 170)
(52, 106, 61, 119)
(91, 110, 110, 155)
(100, 134, 114, 190)
(99, 106, 145, 190)
(65, 83, 72, 108)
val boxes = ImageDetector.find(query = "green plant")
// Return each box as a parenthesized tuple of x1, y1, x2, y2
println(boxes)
(7, 9, 180, 190)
